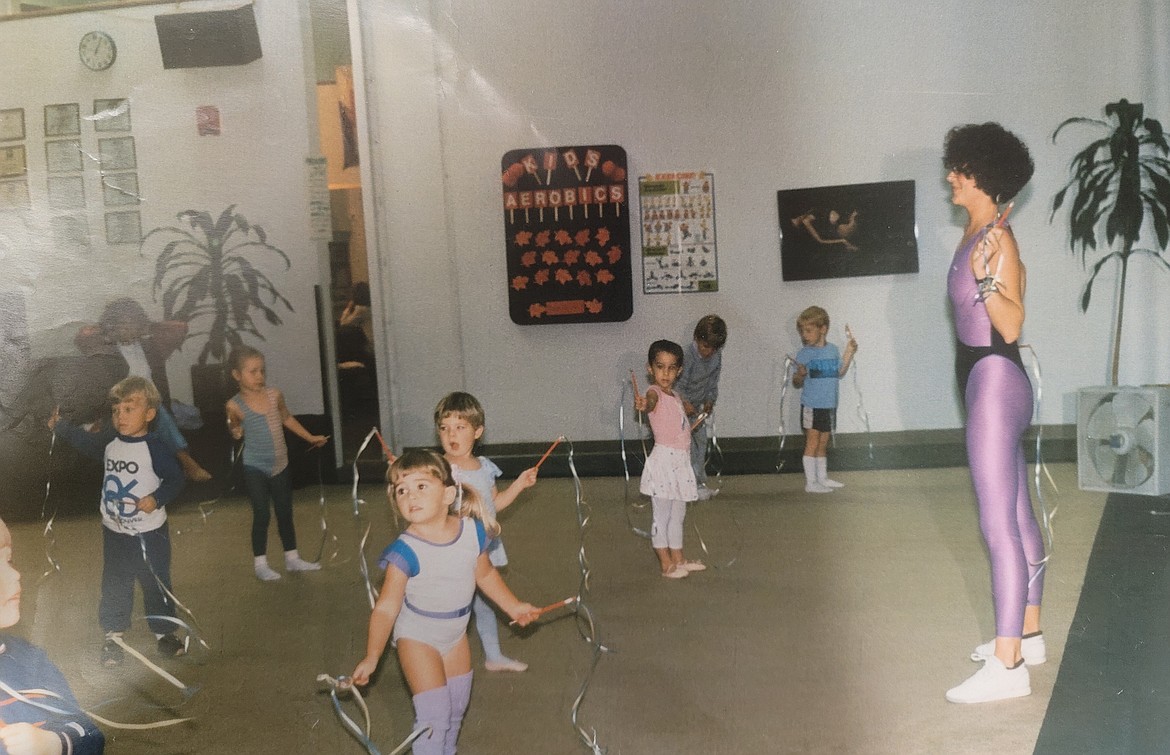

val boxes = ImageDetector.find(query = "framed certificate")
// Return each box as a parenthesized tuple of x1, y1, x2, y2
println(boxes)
(0, 180, 30, 210)
(102, 172, 139, 205)
(98, 137, 135, 171)
(0, 145, 26, 178)
(105, 210, 142, 244)
(47, 176, 85, 210)
(46, 139, 83, 173)
(93, 98, 131, 132)
(0, 109, 24, 142)
(44, 103, 81, 137)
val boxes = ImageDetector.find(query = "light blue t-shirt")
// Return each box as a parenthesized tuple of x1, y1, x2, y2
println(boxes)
(796, 343, 841, 409)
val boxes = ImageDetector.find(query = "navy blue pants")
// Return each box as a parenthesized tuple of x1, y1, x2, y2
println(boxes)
(243, 466, 297, 557)
(100, 523, 175, 635)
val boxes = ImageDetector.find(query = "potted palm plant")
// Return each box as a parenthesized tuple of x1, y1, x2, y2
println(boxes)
(143, 205, 294, 417)
(1051, 99, 1170, 385)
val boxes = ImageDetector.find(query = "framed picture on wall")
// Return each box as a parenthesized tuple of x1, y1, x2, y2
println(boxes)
(45, 139, 83, 173)
(99, 137, 136, 171)
(102, 172, 139, 205)
(0, 109, 24, 142)
(0, 145, 26, 178)
(93, 99, 131, 132)
(777, 180, 918, 281)
(105, 210, 142, 244)
(44, 103, 80, 137)
(47, 176, 85, 210)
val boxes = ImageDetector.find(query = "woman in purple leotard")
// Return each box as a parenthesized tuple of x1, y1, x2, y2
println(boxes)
(941, 123, 1044, 705)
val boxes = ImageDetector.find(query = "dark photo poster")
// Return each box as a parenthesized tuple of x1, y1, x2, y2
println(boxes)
(501, 144, 632, 325)
(778, 180, 917, 281)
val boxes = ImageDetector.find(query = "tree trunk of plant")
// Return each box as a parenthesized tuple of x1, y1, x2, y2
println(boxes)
(1111, 251, 1130, 386)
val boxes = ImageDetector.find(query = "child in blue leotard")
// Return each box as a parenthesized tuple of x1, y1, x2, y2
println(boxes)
(434, 392, 539, 672)
(352, 449, 537, 755)
(225, 346, 328, 581)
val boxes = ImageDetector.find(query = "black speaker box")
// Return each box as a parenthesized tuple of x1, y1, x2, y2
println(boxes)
(155, 4, 262, 69)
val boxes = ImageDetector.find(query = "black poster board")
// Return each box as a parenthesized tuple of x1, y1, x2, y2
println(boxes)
(502, 144, 632, 324)
(778, 180, 918, 281)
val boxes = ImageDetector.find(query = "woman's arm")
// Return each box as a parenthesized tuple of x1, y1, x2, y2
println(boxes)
(972, 228, 1025, 343)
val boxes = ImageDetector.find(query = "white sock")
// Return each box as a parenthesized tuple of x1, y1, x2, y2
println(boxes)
(254, 556, 280, 581)
(816, 456, 843, 488)
(803, 457, 830, 493)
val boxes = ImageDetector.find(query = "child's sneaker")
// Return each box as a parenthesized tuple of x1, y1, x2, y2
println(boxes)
(945, 655, 1030, 703)
(820, 477, 844, 489)
(695, 485, 719, 501)
(101, 635, 124, 668)
(285, 554, 322, 572)
(157, 633, 187, 658)
(805, 482, 832, 493)
(255, 562, 281, 581)
(971, 632, 1046, 665)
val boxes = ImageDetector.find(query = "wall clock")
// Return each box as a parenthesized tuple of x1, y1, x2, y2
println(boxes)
(79, 31, 117, 71)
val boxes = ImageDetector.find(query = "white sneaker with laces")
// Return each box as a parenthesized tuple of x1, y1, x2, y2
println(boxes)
(946, 655, 1030, 703)
(971, 633, 1046, 665)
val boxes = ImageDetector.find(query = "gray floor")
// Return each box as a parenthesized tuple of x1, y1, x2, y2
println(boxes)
(8, 463, 1105, 754)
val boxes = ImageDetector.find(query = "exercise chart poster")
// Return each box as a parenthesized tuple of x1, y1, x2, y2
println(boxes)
(639, 171, 718, 294)
(777, 179, 918, 281)
(501, 144, 632, 325)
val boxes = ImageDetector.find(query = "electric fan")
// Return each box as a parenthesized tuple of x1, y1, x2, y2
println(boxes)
(1077, 386, 1170, 496)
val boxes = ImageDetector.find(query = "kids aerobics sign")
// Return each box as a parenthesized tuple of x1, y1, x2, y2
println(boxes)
(501, 144, 632, 325)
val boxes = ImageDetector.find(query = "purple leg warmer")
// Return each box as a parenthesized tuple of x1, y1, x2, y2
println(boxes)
(411, 686, 450, 755)
(965, 355, 1045, 637)
(444, 671, 473, 754)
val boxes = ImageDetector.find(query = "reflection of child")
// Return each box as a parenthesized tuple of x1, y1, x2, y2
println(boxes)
(675, 315, 727, 499)
(634, 340, 706, 579)
(0, 517, 106, 754)
(351, 450, 537, 755)
(225, 346, 328, 581)
(792, 306, 858, 493)
(434, 392, 538, 672)
(75, 298, 211, 482)
(48, 376, 187, 668)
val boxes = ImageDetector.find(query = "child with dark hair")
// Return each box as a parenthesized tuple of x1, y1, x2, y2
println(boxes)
(48, 376, 187, 668)
(0, 516, 106, 754)
(634, 339, 706, 578)
(675, 314, 728, 499)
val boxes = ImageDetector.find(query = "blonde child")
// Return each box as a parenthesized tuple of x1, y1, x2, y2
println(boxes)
(0, 516, 105, 754)
(792, 306, 858, 493)
(633, 339, 706, 578)
(48, 376, 187, 667)
(352, 449, 537, 755)
(434, 392, 538, 672)
(225, 346, 328, 581)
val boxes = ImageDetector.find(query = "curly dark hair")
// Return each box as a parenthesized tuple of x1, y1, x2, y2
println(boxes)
(943, 122, 1034, 203)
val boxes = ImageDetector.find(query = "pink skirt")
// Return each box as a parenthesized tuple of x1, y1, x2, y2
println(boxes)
(639, 445, 698, 502)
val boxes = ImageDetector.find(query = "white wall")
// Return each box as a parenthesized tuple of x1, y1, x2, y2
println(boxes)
(356, 0, 1170, 448)
(0, 0, 327, 413)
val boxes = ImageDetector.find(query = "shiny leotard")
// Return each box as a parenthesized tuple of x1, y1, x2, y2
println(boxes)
(947, 227, 1044, 637)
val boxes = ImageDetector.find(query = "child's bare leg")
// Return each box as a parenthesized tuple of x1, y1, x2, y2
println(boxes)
(669, 547, 685, 568)
(398, 638, 460, 754)
(654, 547, 674, 575)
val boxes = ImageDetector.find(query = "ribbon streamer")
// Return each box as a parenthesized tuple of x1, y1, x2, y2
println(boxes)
(38, 432, 61, 583)
(316, 674, 430, 755)
(0, 681, 191, 731)
(134, 530, 209, 652)
(350, 427, 384, 608)
(1020, 344, 1057, 588)
(563, 438, 610, 754)
(844, 326, 875, 462)
(108, 635, 189, 692)
(776, 356, 795, 471)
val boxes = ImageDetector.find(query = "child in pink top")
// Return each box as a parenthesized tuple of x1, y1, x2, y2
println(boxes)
(633, 339, 706, 579)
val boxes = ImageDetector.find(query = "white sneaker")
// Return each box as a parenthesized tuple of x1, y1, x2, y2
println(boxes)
(695, 485, 718, 501)
(255, 563, 281, 581)
(805, 482, 832, 493)
(946, 655, 1031, 703)
(971, 633, 1046, 665)
(820, 477, 844, 489)
(285, 556, 322, 572)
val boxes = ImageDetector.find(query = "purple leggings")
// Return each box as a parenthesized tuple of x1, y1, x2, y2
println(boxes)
(964, 354, 1044, 638)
